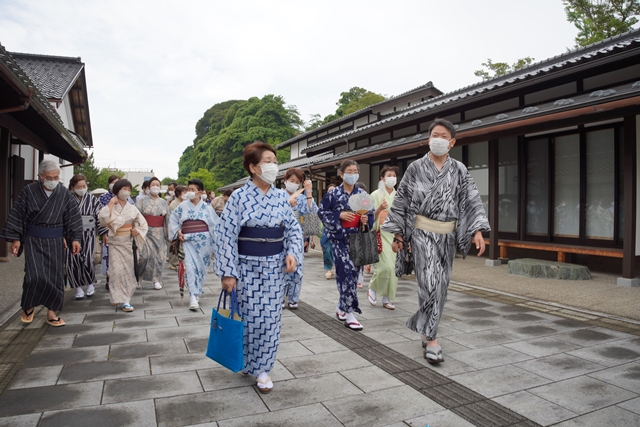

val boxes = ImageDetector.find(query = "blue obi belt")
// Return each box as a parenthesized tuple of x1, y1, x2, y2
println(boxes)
(238, 226, 284, 257)
(27, 225, 64, 239)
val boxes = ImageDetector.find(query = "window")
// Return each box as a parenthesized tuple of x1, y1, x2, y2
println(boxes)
(468, 142, 489, 216)
(553, 134, 580, 238)
(526, 138, 549, 236)
(498, 138, 518, 233)
(586, 129, 615, 240)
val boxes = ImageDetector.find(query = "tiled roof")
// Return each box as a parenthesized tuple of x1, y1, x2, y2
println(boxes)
(277, 152, 334, 174)
(9, 52, 84, 100)
(302, 28, 640, 154)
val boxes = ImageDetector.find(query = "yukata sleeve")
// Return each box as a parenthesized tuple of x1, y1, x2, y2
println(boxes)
(162, 200, 170, 241)
(168, 205, 183, 241)
(298, 193, 318, 215)
(214, 192, 241, 279)
(92, 197, 109, 237)
(134, 208, 148, 243)
(0, 187, 28, 241)
(206, 205, 220, 243)
(64, 192, 84, 243)
(283, 196, 303, 265)
(318, 192, 341, 238)
(455, 166, 491, 259)
(381, 163, 416, 241)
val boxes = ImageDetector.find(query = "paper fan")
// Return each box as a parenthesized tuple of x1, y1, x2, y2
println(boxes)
(349, 193, 375, 214)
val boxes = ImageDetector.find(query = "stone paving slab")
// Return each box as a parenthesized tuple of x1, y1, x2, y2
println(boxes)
(102, 371, 203, 404)
(514, 353, 606, 381)
(38, 399, 157, 427)
(57, 357, 150, 384)
(216, 403, 344, 427)
(553, 405, 640, 426)
(0, 413, 42, 427)
(7, 365, 63, 390)
(73, 329, 148, 347)
(21, 346, 110, 368)
(492, 390, 578, 426)
(450, 365, 551, 398)
(0, 381, 103, 416)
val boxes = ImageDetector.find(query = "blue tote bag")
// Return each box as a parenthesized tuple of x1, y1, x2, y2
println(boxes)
(206, 289, 245, 373)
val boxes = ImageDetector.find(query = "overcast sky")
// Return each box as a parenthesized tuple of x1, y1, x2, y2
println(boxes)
(1, 0, 579, 179)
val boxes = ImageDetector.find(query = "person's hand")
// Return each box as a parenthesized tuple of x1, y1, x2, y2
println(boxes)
(339, 211, 357, 222)
(473, 231, 485, 256)
(108, 197, 118, 207)
(391, 235, 404, 253)
(221, 276, 237, 292)
(131, 229, 140, 237)
(10, 241, 20, 257)
(303, 180, 312, 193)
(360, 214, 368, 227)
(63, 238, 68, 250)
(377, 200, 388, 212)
(285, 254, 297, 273)
(71, 241, 81, 255)
(289, 196, 298, 207)
(102, 235, 108, 245)
(178, 231, 185, 242)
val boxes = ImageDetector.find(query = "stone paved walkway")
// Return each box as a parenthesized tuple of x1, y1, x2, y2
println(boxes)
(0, 251, 640, 426)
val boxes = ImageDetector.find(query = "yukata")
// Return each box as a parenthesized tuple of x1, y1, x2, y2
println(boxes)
(0, 183, 82, 312)
(167, 197, 182, 269)
(136, 196, 170, 284)
(320, 230, 333, 271)
(318, 184, 374, 314)
(369, 187, 398, 301)
(283, 191, 318, 305)
(65, 193, 108, 290)
(98, 192, 134, 281)
(215, 179, 302, 376)
(169, 200, 219, 297)
(382, 154, 490, 340)
(99, 203, 148, 305)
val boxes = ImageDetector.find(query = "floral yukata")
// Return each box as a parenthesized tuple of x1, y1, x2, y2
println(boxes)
(136, 196, 170, 284)
(169, 200, 219, 298)
(215, 179, 303, 376)
(318, 184, 374, 314)
(283, 191, 318, 305)
(98, 191, 135, 281)
(381, 154, 490, 340)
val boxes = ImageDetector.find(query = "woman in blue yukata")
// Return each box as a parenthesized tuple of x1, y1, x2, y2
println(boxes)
(169, 178, 219, 310)
(318, 160, 374, 331)
(215, 141, 303, 394)
(282, 167, 318, 309)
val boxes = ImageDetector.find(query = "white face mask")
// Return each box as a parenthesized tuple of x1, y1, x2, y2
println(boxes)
(285, 181, 300, 194)
(343, 173, 359, 185)
(75, 188, 87, 197)
(185, 191, 196, 200)
(429, 137, 452, 157)
(257, 162, 278, 185)
(200, 194, 207, 201)
(168, 190, 175, 196)
(118, 191, 130, 201)
(384, 177, 397, 188)
(109, 183, 115, 191)
(181, 194, 188, 201)
(144, 189, 150, 195)
(42, 179, 59, 191)
(150, 187, 161, 196)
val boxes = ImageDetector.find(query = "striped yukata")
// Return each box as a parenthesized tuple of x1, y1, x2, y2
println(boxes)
(65, 192, 108, 289)
(0, 182, 83, 312)
(381, 154, 490, 340)
(215, 179, 303, 377)
(136, 196, 170, 284)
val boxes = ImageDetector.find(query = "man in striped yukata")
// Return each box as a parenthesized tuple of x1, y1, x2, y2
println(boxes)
(0, 160, 83, 327)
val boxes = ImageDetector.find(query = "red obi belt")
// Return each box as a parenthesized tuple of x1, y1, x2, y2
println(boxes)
(182, 220, 209, 234)
(144, 215, 164, 228)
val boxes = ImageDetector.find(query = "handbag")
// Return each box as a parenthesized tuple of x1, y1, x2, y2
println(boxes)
(301, 213, 322, 237)
(349, 224, 380, 267)
(395, 243, 414, 277)
(376, 230, 383, 254)
(206, 289, 244, 373)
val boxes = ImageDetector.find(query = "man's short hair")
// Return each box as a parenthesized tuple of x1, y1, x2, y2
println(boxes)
(188, 178, 204, 191)
(38, 160, 60, 176)
(428, 118, 456, 138)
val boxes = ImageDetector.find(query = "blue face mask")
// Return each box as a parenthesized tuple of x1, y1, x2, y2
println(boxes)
(343, 173, 359, 185)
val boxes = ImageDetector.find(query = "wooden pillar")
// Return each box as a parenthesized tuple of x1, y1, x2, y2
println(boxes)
(622, 115, 637, 280)
(488, 139, 499, 262)
(0, 127, 10, 261)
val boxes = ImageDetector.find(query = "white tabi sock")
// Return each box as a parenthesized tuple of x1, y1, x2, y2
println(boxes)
(75, 287, 84, 297)
(346, 312, 358, 324)
(382, 296, 391, 304)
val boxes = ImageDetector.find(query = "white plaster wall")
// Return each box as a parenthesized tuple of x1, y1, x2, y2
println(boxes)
(42, 154, 73, 187)
(51, 99, 74, 132)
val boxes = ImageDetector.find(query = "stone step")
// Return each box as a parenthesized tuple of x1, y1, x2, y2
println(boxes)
(508, 258, 591, 280)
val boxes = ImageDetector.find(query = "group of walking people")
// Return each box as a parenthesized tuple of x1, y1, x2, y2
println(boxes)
(0, 118, 490, 393)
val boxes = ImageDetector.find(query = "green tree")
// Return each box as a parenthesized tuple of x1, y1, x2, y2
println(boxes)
(73, 152, 100, 190)
(563, 0, 640, 47)
(305, 87, 385, 131)
(474, 57, 535, 81)
(187, 168, 221, 193)
(161, 177, 176, 185)
(93, 168, 124, 192)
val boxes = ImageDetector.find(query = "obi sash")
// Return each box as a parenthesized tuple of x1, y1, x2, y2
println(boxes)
(26, 225, 63, 239)
(414, 215, 456, 234)
(238, 226, 284, 257)
(82, 215, 96, 231)
(182, 220, 208, 234)
(115, 224, 133, 237)
(144, 215, 164, 228)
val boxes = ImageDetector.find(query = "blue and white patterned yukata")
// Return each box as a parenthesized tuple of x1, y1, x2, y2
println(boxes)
(318, 184, 374, 314)
(169, 200, 219, 297)
(283, 191, 317, 304)
(215, 179, 303, 376)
